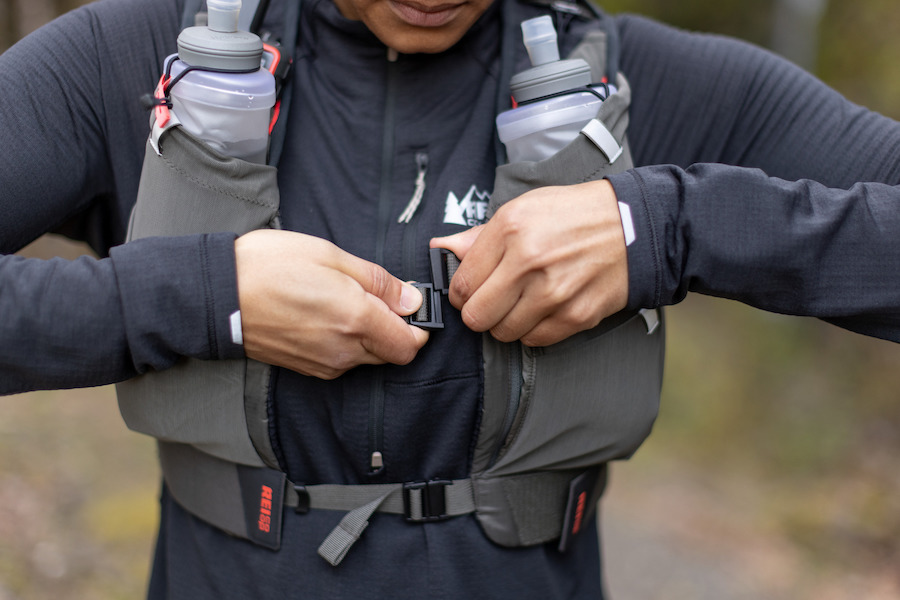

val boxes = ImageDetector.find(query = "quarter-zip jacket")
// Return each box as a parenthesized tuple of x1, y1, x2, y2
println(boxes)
(3, 0, 900, 597)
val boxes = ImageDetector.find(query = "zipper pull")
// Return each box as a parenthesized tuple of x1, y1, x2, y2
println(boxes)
(398, 152, 428, 224)
(370, 451, 384, 472)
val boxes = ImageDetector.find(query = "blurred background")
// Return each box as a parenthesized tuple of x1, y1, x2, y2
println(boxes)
(3, 0, 900, 598)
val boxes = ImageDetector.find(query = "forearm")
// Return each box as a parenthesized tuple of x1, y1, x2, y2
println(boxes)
(0, 233, 243, 394)
(611, 164, 900, 340)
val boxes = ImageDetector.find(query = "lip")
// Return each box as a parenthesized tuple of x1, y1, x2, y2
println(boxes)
(388, 0, 464, 27)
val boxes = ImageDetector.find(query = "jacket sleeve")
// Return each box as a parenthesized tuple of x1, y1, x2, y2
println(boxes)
(0, 0, 244, 395)
(609, 15, 900, 341)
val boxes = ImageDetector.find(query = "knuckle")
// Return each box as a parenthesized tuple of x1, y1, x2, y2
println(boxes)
(450, 270, 474, 303)
(461, 304, 489, 332)
(490, 323, 516, 343)
(520, 333, 542, 347)
(343, 308, 369, 336)
(368, 265, 393, 299)
(394, 344, 418, 366)
(542, 284, 571, 309)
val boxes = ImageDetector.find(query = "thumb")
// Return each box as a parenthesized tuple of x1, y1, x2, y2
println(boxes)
(337, 253, 423, 317)
(430, 225, 484, 261)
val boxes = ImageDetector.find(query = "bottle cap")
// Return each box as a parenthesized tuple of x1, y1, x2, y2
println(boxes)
(511, 17, 593, 103)
(177, 0, 263, 71)
(510, 59, 592, 103)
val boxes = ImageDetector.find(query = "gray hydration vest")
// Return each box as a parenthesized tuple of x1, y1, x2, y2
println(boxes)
(116, 0, 664, 566)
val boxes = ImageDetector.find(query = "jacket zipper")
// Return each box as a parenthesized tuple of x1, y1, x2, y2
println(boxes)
(401, 151, 428, 281)
(368, 48, 399, 476)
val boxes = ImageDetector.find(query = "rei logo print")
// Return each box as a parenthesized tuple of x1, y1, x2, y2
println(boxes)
(258, 485, 274, 533)
(571, 491, 587, 536)
(444, 184, 490, 226)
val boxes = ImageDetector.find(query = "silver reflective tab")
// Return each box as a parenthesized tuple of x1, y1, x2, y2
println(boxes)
(639, 308, 660, 335)
(581, 118, 623, 163)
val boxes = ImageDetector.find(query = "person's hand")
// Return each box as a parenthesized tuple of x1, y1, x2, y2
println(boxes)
(430, 179, 628, 347)
(235, 230, 429, 379)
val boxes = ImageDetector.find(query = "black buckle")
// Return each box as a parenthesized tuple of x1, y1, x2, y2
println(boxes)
(403, 283, 444, 330)
(402, 480, 451, 522)
(429, 248, 459, 295)
(293, 485, 310, 514)
(403, 249, 461, 331)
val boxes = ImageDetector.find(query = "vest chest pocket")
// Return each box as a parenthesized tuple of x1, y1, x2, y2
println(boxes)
(116, 126, 281, 469)
(470, 74, 666, 547)
(480, 309, 664, 479)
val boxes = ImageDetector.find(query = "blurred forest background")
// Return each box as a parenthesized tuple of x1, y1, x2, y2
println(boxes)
(3, 0, 900, 598)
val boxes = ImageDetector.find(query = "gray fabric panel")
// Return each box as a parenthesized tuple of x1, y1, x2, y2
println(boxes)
(489, 73, 633, 213)
(567, 30, 608, 83)
(158, 441, 248, 539)
(119, 358, 265, 466)
(486, 313, 664, 478)
(117, 126, 281, 468)
(127, 128, 279, 240)
(471, 338, 515, 473)
(473, 471, 576, 547)
(244, 359, 279, 468)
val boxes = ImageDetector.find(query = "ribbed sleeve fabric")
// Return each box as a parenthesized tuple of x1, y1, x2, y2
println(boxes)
(610, 14, 900, 341)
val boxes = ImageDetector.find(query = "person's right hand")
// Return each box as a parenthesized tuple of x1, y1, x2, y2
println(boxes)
(234, 229, 430, 379)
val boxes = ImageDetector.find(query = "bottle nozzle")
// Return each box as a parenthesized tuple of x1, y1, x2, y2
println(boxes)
(522, 16, 559, 67)
(207, 0, 242, 32)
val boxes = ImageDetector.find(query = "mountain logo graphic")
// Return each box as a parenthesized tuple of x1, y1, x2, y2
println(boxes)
(444, 185, 491, 226)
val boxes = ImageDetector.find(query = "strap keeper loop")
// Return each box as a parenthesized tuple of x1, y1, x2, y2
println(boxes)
(293, 485, 310, 514)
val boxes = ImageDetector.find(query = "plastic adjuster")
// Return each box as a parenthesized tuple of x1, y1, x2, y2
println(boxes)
(294, 485, 311, 514)
(403, 480, 452, 522)
(429, 248, 460, 295)
(403, 283, 444, 330)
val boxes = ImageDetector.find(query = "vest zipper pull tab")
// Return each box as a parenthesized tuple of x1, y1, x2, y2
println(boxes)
(398, 152, 428, 224)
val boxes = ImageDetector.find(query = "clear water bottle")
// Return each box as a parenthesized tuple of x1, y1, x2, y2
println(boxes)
(166, 0, 276, 163)
(496, 16, 611, 163)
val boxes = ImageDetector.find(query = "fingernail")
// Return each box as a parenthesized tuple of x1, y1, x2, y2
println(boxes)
(400, 284, 423, 312)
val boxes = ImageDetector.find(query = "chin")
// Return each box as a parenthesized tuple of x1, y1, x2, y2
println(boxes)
(389, 36, 461, 54)
(367, 11, 475, 54)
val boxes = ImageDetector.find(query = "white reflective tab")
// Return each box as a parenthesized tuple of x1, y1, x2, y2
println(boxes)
(617, 202, 635, 247)
(149, 111, 181, 156)
(229, 310, 243, 345)
(639, 308, 660, 334)
(581, 118, 623, 163)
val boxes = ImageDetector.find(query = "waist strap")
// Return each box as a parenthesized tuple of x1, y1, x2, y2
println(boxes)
(158, 442, 599, 566)
(288, 479, 475, 566)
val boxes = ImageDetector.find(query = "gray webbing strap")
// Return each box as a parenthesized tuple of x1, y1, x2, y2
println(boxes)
(316, 490, 393, 566)
(290, 479, 475, 566)
(286, 479, 475, 514)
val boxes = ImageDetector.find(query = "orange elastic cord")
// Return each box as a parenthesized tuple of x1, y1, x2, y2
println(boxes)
(154, 74, 171, 128)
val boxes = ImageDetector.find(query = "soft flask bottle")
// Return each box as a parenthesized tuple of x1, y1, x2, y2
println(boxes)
(165, 0, 275, 163)
(496, 16, 611, 162)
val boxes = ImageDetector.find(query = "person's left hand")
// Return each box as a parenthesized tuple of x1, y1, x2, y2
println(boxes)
(430, 179, 628, 347)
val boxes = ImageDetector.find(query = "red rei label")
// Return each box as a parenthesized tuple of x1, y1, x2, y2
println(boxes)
(571, 491, 587, 535)
(258, 485, 274, 533)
